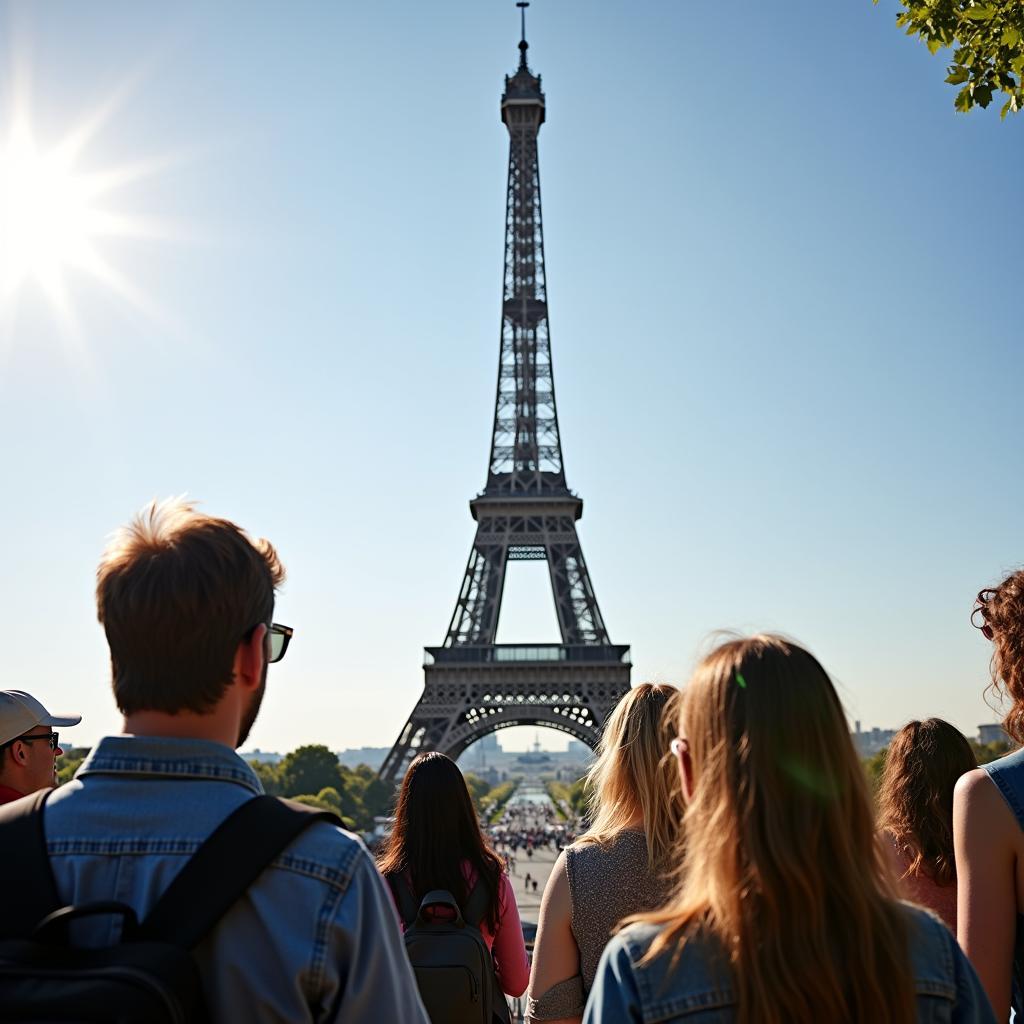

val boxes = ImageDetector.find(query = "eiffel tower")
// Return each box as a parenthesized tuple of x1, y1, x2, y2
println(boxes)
(379, 7, 631, 786)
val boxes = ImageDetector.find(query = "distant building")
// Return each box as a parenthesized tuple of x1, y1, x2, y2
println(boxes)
(240, 748, 282, 764)
(852, 722, 897, 757)
(978, 723, 1012, 746)
(567, 740, 590, 758)
(337, 747, 391, 771)
(515, 750, 552, 765)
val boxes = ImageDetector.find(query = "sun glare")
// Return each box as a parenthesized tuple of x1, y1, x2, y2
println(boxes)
(0, 78, 175, 334)
(0, 118, 99, 302)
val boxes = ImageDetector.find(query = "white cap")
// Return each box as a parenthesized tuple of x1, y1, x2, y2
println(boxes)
(0, 690, 82, 746)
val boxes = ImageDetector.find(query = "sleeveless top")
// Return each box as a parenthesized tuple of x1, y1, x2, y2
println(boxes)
(982, 746, 1024, 1017)
(885, 833, 957, 933)
(565, 830, 675, 993)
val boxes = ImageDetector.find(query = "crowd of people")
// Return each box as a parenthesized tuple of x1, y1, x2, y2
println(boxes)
(0, 497, 1022, 1023)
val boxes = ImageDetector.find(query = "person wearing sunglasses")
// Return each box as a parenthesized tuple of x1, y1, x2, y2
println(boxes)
(0, 690, 81, 805)
(0, 498, 429, 1024)
(956, 572, 1024, 1022)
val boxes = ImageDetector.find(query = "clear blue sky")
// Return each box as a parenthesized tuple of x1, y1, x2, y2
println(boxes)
(0, 0, 1019, 754)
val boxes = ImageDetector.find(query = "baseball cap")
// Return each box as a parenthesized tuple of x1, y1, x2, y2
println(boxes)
(0, 691, 82, 747)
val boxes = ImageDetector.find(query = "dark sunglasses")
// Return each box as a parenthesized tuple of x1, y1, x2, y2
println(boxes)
(267, 623, 293, 664)
(15, 731, 60, 751)
(971, 590, 997, 640)
(243, 622, 293, 663)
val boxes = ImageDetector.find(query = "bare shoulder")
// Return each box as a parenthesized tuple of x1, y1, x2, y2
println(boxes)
(543, 849, 570, 908)
(954, 767, 1017, 842)
(955, 767, 999, 802)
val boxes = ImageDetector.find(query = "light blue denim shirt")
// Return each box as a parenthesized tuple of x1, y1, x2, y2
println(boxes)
(584, 904, 995, 1024)
(44, 735, 429, 1024)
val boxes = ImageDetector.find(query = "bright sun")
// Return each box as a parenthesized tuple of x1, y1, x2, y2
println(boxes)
(0, 84, 169, 330)
(0, 117, 101, 302)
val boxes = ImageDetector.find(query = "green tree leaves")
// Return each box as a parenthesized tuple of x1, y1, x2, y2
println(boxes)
(278, 744, 344, 797)
(250, 746, 397, 831)
(876, 0, 1024, 115)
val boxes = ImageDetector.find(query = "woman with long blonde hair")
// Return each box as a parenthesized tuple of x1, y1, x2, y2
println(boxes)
(585, 636, 992, 1024)
(525, 683, 684, 1024)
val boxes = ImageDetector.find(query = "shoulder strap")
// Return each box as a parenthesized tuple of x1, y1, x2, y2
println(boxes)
(462, 874, 491, 929)
(0, 788, 60, 940)
(386, 871, 420, 926)
(138, 795, 339, 949)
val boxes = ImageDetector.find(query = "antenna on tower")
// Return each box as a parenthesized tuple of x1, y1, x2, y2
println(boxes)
(516, 1, 529, 69)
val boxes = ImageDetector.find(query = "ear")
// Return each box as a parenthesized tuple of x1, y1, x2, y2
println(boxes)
(10, 740, 29, 767)
(233, 624, 267, 693)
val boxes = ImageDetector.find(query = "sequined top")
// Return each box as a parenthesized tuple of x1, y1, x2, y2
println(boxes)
(566, 830, 675, 993)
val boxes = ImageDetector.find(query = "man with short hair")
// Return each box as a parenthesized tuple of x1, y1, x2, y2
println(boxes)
(0, 691, 81, 805)
(17, 499, 428, 1023)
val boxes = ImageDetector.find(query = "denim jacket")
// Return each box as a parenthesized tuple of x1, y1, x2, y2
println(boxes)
(584, 904, 995, 1024)
(42, 735, 429, 1024)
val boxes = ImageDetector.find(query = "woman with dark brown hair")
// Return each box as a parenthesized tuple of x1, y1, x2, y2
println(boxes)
(376, 751, 529, 1013)
(877, 718, 977, 932)
(956, 571, 1024, 1021)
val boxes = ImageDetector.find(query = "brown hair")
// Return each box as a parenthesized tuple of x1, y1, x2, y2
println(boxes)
(877, 718, 977, 886)
(636, 635, 915, 1024)
(576, 683, 684, 872)
(376, 752, 504, 932)
(96, 498, 285, 715)
(976, 570, 1024, 743)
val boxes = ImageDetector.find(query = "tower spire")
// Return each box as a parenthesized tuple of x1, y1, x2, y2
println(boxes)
(516, 2, 529, 69)
(378, 14, 631, 791)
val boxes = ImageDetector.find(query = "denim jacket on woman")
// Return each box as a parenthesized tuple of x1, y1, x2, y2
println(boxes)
(584, 903, 995, 1024)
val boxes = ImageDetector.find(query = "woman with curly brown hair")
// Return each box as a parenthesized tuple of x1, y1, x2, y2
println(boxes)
(877, 718, 977, 932)
(956, 570, 1024, 1021)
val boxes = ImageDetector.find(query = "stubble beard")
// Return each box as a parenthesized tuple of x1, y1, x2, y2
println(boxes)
(236, 662, 268, 749)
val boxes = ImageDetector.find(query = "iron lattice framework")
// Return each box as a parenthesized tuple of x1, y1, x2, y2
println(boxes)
(380, 19, 631, 787)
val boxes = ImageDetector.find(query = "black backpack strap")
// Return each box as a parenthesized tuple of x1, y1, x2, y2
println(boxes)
(0, 788, 60, 939)
(462, 875, 491, 930)
(137, 795, 339, 949)
(386, 871, 420, 927)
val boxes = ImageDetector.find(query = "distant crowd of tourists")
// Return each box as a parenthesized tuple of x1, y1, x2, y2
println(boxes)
(0, 497, 1022, 1023)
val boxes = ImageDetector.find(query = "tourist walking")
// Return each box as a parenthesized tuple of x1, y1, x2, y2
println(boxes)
(956, 575, 1024, 1020)
(585, 635, 993, 1024)
(526, 683, 683, 1023)
(877, 718, 977, 932)
(377, 751, 529, 1021)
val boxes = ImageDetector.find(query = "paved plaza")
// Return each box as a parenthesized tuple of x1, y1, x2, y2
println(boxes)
(489, 786, 576, 927)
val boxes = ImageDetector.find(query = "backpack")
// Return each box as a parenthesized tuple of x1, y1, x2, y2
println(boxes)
(0, 789, 339, 1024)
(388, 874, 511, 1024)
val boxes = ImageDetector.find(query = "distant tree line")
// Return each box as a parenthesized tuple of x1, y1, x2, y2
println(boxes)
(56, 744, 520, 834)
(547, 778, 589, 820)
